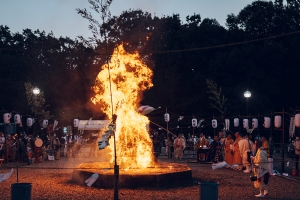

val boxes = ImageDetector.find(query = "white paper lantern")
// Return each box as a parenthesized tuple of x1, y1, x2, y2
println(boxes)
(263, 117, 271, 128)
(3, 113, 11, 124)
(243, 119, 249, 128)
(252, 118, 258, 129)
(295, 114, 300, 127)
(212, 119, 217, 128)
(192, 118, 197, 127)
(27, 118, 33, 127)
(274, 115, 282, 128)
(234, 118, 239, 127)
(225, 119, 230, 130)
(42, 120, 48, 128)
(164, 113, 170, 122)
(74, 119, 79, 127)
(14, 114, 21, 124)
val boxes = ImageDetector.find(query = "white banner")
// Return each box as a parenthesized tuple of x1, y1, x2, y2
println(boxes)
(289, 117, 295, 138)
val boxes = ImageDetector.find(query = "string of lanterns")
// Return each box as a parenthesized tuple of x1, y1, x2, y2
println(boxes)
(3, 113, 50, 128)
(162, 112, 296, 130)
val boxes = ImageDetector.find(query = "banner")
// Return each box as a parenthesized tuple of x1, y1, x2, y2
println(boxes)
(289, 117, 295, 138)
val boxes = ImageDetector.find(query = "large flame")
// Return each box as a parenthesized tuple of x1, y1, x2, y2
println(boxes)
(91, 44, 155, 169)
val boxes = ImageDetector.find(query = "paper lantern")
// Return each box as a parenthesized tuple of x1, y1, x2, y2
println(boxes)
(164, 113, 170, 122)
(274, 115, 282, 128)
(212, 119, 217, 128)
(234, 118, 239, 127)
(137, 106, 155, 115)
(42, 120, 48, 128)
(14, 114, 21, 124)
(74, 119, 79, 127)
(295, 114, 300, 127)
(263, 117, 271, 128)
(225, 119, 230, 130)
(192, 118, 197, 127)
(3, 113, 11, 124)
(27, 118, 33, 127)
(243, 119, 249, 128)
(252, 118, 258, 129)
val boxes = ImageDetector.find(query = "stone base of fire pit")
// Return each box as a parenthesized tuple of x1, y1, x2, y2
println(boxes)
(72, 161, 192, 188)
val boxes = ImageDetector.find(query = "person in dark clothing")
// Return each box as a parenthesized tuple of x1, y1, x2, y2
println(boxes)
(209, 135, 223, 163)
(152, 131, 163, 157)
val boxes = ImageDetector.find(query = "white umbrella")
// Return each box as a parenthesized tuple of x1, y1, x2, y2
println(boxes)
(137, 105, 155, 115)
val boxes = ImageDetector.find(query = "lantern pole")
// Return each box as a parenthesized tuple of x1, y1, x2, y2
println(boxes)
(166, 108, 170, 158)
(274, 109, 285, 173)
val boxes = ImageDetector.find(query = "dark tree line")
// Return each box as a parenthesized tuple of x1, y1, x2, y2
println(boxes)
(1, 0, 300, 130)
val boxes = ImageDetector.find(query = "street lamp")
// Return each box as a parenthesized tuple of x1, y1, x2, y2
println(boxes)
(33, 87, 40, 95)
(244, 91, 251, 116)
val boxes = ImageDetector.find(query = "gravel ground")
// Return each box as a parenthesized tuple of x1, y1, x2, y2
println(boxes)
(0, 152, 299, 200)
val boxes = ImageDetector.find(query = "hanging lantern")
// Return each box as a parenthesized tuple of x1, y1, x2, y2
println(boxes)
(252, 118, 258, 129)
(14, 114, 21, 124)
(3, 113, 11, 124)
(212, 119, 217, 128)
(234, 118, 239, 127)
(192, 118, 197, 127)
(225, 119, 230, 131)
(164, 113, 170, 122)
(295, 114, 300, 127)
(27, 118, 33, 127)
(74, 119, 79, 127)
(42, 120, 48, 128)
(274, 115, 282, 128)
(243, 119, 249, 128)
(263, 117, 271, 128)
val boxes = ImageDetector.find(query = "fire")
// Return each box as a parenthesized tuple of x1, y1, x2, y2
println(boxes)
(91, 44, 155, 169)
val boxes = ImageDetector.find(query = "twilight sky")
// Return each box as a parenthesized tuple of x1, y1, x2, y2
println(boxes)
(0, 0, 257, 39)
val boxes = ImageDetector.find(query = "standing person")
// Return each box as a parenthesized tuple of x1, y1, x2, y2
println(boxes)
(195, 133, 207, 161)
(294, 135, 300, 170)
(5, 135, 13, 162)
(261, 136, 270, 158)
(219, 132, 226, 160)
(239, 134, 254, 173)
(0, 133, 5, 159)
(224, 133, 234, 165)
(167, 136, 174, 158)
(152, 131, 163, 157)
(210, 135, 223, 163)
(174, 134, 185, 160)
(233, 132, 243, 170)
(251, 140, 270, 198)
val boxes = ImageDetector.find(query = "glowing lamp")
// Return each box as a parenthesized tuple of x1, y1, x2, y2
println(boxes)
(263, 117, 271, 128)
(295, 114, 300, 127)
(274, 115, 282, 128)
(192, 118, 197, 127)
(74, 119, 79, 127)
(3, 113, 11, 124)
(212, 119, 217, 128)
(14, 114, 21, 124)
(164, 113, 170, 122)
(42, 120, 48, 128)
(252, 118, 258, 129)
(243, 119, 249, 128)
(234, 118, 239, 127)
(27, 118, 33, 127)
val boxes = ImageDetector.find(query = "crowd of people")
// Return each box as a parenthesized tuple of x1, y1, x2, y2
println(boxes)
(0, 131, 86, 164)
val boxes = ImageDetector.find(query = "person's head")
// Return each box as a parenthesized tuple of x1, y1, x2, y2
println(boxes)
(200, 133, 204, 137)
(235, 132, 240, 138)
(244, 134, 249, 139)
(261, 136, 266, 142)
(296, 136, 300, 140)
(226, 133, 232, 139)
(218, 132, 223, 137)
(214, 135, 219, 141)
(178, 133, 182, 138)
(255, 140, 263, 148)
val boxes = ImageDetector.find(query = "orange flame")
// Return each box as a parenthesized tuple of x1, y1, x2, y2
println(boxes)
(91, 44, 155, 168)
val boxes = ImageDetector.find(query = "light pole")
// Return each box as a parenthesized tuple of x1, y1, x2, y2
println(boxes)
(244, 91, 251, 116)
(33, 87, 40, 135)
